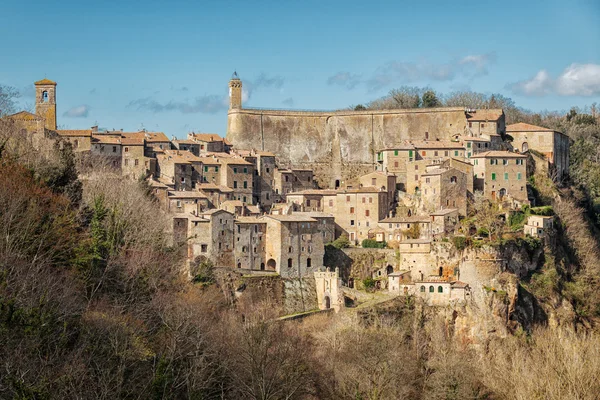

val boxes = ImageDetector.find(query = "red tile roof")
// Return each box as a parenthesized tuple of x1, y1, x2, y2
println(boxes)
(506, 122, 555, 133)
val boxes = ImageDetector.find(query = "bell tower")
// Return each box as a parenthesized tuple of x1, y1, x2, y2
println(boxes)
(228, 71, 242, 109)
(35, 78, 57, 130)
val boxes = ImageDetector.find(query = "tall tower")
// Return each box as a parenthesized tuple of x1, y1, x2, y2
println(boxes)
(228, 71, 242, 109)
(35, 78, 57, 130)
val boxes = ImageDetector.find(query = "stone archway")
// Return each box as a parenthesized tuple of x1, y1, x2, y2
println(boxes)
(324, 296, 331, 309)
(386, 265, 393, 275)
(266, 259, 276, 271)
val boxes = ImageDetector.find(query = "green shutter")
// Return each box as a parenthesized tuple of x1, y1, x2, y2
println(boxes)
(409, 150, 413, 157)
(455, 150, 459, 156)
(215, 166, 219, 172)
(204, 166, 208, 172)
(467, 142, 472, 148)
(517, 172, 522, 180)
(504, 173, 508, 180)
(394, 150, 398, 156)
(492, 173, 496, 181)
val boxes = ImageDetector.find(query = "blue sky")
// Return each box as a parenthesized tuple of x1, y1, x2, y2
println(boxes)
(1, 0, 599, 137)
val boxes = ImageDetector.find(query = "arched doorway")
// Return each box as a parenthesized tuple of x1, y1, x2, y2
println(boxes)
(522, 142, 529, 152)
(499, 188, 507, 200)
(348, 278, 354, 288)
(266, 259, 276, 271)
(260, 263, 265, 271)
(324, 296, 331, 309)
(439, 267, 443, 277)
(386, 265, 393, 275)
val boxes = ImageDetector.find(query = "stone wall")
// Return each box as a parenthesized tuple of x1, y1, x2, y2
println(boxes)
(227, 107, 468, 188)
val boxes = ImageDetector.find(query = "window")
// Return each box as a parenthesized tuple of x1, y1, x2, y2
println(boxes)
(350, 220, 355, 226)
(517, 172, 522, 180)
(415, 165, 419, 170)
(243, 167, 247, 173)
(491, 173, 496, 181)
(176, 200, 182, 208)
(350, 207, 355, 214)
(215, 166, 219, 172)
(369, 197, 372, 204)
(135, 159, 139, 166)
(285, 176, 289, 182)
(422, 151, 426, 156)
(415, 175, 418, 181)
(454, 150, 459, 156)
(329, 200, 333, 207)
(233, 167, 237, 173)
(504, 172, 509, 180)
(490, 159, 498, 165)
(445, 151, 449, 157)
(288, 246, 292, 253)
(243, 181, 248, 188)
(307, 258, 312, 268)
(408, 150, 413, 157)
(362, 197, 365, 203)
(481, 123, 485, 128)
(346, 195, 350, 202)
(450, 176, 457, 183)
(288, 258, 293, 268)
(200, 145, 205, 150)
(434, 151, 438, 157)
(429, 286, 434, 293)
(516, 159, 524, 165)
(124, 159, 129, 166)
(469, 122, 472, 128)
(204, 166, 208, 172)
(124, 147, 129, 152)
(420, 286, 426, 292)
(365, 210, 370, 217)
(243, 196, 247, 202)
(394, 150, 398, 156)
(467, 142, 472, 148)
(371, 178, 377, 186)
(438, 286, 443, 293)
(42, 91, 48, 102)
(233, 181, 238, 188)
(503, 159, 508, 165)
(425, 131, 429, 140)
(266, 167, 270, 173)
(425, 178, 430, 183)
(394, 161, 399, 167)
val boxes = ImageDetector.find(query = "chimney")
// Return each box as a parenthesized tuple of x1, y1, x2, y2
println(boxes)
(91, 125, 98, 132)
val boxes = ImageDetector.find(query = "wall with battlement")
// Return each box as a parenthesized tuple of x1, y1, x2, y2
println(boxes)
(227, 107, 469, 188)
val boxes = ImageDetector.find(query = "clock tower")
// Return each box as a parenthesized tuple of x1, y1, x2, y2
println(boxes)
(228, 71, 242, 110)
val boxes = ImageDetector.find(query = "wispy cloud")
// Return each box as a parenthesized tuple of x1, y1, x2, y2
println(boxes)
(243, 72, 286, 101)
(327, 53, 496, 92)
(327, 72, 363, 89)
(128, 95, 228, 114)
(282, 97, 294, 106)
(507, 63, 600, 96)
(63, 104, 90, 118)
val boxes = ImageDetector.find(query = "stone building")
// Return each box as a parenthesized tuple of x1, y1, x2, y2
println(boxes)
(466, 109, 505, 137)
(273, 168, 316, 200)
(334, 188, 390, 243)
(156, 149, 193, 191)
(34, 78, 57, 131)
(91, 135, 122, 169)
(234, 216, 267, 271)
(173, 132, 226, 155)
(471, 151, 528, 202)
(358, 171, 397, 211)
(314, 268, 344, 311)
(524, 215, 554, 238)
(187, 209, 235, 267)
(506, 122, 570, 180)
(197, 183, 233, 208)
(263, 214, 324, 278)
(292, 211, 336, 244)
(430, 208, 459, 237)
(378, 215, 432, 243)
(167, 191, 209, 215)
(227, 74, 504, 187)
(121, 136, 149, 179)
(218, 157, 254, 204)
(419, 166, 468, 216)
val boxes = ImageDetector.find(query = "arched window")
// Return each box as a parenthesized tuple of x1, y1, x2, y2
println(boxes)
(522, 142, 529, 152)
(237, 262, 241, 268)
(438, 286, 443, 293)
(260, 263, 265, 270)
(429, 286, 434, 293)
(288, 258, 293, 269)
(450, 176, 457, 184)
(306, 258, 312, 268)
(42, 91, 48, 102)
(420, 286, 425, 293)
(439, 267, 443, 276)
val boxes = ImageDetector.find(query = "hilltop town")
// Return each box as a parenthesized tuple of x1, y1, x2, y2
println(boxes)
(3, 75, 572, 313)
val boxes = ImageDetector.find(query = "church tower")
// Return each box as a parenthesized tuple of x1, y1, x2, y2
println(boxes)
(35, 78, 57, 130)
(228, 71, 242, 109)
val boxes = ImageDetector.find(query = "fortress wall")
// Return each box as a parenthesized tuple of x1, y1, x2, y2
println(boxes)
(227, 108, 468, 188)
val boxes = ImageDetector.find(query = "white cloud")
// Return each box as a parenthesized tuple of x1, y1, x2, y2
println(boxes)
(282, 97, 294, 106)
(327, 72, 363, 89)
(63, 104, 90, 118)
(507, 63, 600, 97)
(128, 95, 227, 114)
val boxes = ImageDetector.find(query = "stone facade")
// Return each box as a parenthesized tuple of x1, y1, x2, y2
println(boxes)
(234, 217, 267, 271)
(506, 123, 570, 180)
(471, 151, 528, 202)
(35, 78, 57, 131)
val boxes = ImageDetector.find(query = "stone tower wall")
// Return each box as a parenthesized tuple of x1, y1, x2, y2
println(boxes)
(227, 107, 468, 188)
(35, 84, 57, 130)
(229, 79, 242, 109)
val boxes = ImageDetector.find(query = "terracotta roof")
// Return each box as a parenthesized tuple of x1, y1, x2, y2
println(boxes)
(57, 129, 92, 138)
(122, 131, 169, 143)
(34, 78, 56, 85)
(412, 140, 464, 150)
(264, 215, 317, 223)
(195, 157, 220, 165)
(220, 200, 245, 208)
(246, 205, 261, 214)
(506, 122, 555, 133)
(157, 151, 191, 164)
(380, 215, 430, 223)
(92, 135, 121, 144)
(451, 281, 469, 288)
(400, 239, 431, 244)
(287, 189, 338, 196)
(218, 157, 253, 166)
(470, 151, 527, 159)
(201, 208, 232, 216)
(460, 136, 491, 142)
(388, 270, 411, 277)
(168, 191, 207, 199)
(6, 111, 42, 121)
(188, 133, 224, 142)
(466, 109, 503, 121)
(293, 211, 335, 219)
(341, 187, 385, 194)
(255, 151, 276, 157)
(175, 150, 203, 163)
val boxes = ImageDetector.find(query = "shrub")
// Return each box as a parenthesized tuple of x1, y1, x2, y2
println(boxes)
(362, 278, 377, 292)
(530, 206, 554, 216)
(452, 236, 470, 251)
(361, 239, 387, 249)
(330, 235, 350, 249)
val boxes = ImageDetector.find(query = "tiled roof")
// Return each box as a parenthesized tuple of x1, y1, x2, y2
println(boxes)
(55, 129, 92, 138)
(287, 189, 338, 196)
(466, 109, 503, 121)
(195, 157, 220, 165)
(5, 111, 42, 121)
(341, 187, 385, 194)
(264, 215, 317, 223)
(217, 157, 253, 166)
(293, 211, 335, 219)
(506, 122, 555, 133)
(92, 135, 121, 144)
(451, 281, 469, 288)
(470, 151, 527, 158)
(220, 200, 245, 207)
(430, 208, 458, 216)
(412, 140, 465, 149)
(236, 216, 266, 224)
(188, 133, 224, 142)
(34, 78, 56, 85)
(168, 191, 207, 199)
(400, 239, 431, 244)
(201, 208, 232, 216)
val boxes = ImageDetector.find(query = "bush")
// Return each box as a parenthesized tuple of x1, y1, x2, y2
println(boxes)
(509, 211, 527, 230)
(361, 239, 387, 249)
(362, 278, 377, 292)
(330, 235, 350, 249)
(530, 206, 554, 216)
(452, 236, 470, 251)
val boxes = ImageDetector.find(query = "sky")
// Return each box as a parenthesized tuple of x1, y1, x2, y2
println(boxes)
(1, 0, 599, 137)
